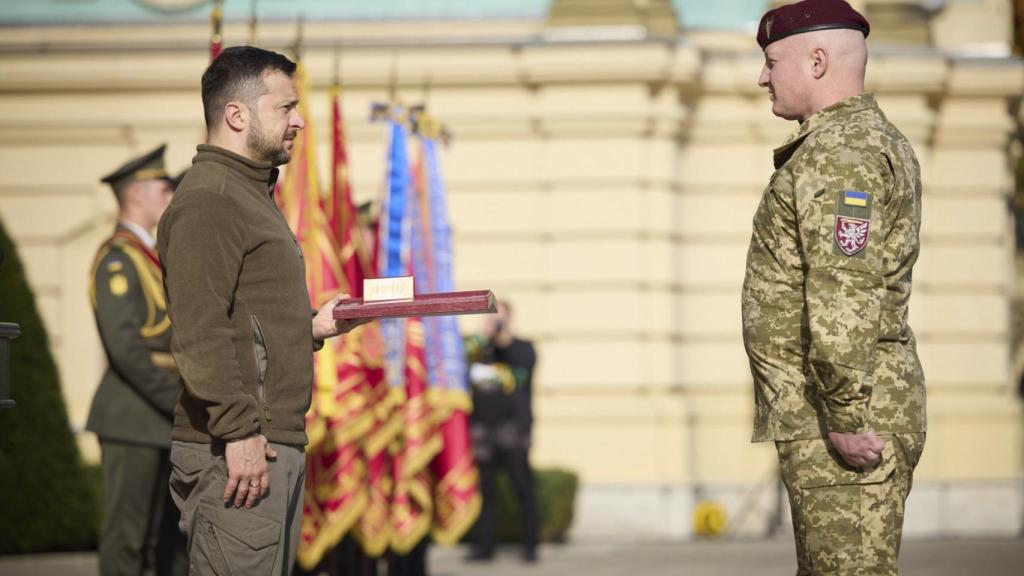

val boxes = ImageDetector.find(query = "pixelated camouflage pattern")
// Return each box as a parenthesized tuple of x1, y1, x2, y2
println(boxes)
(777, 433, 926, 575)
(743, 93, 927, 441)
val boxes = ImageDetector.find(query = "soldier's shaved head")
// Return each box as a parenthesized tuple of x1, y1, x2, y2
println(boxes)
(800, 28, 868, 87)
(759, 27, 868, 122)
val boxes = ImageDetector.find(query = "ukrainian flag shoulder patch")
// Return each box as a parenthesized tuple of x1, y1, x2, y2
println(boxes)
(844, 191, 869, 207)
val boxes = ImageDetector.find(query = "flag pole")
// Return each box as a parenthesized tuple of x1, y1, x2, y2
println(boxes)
(292, 14, 305, 63)
(248, 0, 258, 46)
(388, 51, 399, 107)
(209, 0, 224, 61)
(333, 43, 341, 88)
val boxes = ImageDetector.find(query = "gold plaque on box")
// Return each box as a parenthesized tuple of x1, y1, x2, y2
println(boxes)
(363, 276, 414, 302)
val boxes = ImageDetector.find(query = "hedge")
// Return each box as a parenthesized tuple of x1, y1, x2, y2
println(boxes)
(468, 467, 579, 544)
(0, 217, 99, 553)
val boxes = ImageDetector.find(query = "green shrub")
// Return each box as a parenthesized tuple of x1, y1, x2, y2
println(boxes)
(469, 467, 579, 544)
(534, 468, 578, 543)
(0, 217, 99, 553)
(83, 463, 104, 538)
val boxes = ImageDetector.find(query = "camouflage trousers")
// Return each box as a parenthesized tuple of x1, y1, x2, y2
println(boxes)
(776, 433, 925, 576)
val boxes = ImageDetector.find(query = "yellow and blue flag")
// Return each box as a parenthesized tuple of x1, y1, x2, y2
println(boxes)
(844, 190, 869, 207)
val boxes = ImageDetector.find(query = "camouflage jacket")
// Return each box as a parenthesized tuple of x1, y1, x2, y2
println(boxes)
(742, 93, 927, 442)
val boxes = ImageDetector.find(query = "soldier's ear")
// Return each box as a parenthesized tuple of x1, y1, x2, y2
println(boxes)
(811, 47, 828, 80)
(117, 181, 138, 207)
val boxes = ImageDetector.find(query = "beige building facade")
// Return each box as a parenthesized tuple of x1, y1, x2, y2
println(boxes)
(0, 0, 1021, 539)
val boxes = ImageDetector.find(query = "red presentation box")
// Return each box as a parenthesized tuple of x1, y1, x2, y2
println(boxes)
(333, 290, 497, 321)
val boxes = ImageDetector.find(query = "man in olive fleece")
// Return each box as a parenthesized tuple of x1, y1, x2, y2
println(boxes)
(158, 46, 365, 575)
(742, 1, 926, 574)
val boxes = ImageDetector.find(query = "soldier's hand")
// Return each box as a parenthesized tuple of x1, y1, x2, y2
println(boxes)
(828, 430, 885, 469)
(224, 434, 277, 508)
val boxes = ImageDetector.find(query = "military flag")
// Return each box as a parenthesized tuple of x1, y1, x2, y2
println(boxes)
(408, 111, 480, 544)
(389, 315, 442, 554)
(310, 81, 391, 563)
(354, 110, 405, 555)
(273, 64, 371, 570)
(373, 111, 443, 554)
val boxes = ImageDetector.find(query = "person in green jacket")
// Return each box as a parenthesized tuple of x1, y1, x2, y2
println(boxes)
(743, 1, 927, 574)
(158, 46, 365, 576)
(87, 143, 187, 576)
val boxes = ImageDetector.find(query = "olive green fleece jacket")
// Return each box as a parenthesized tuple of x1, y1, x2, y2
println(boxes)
(158, 144, 314, 446)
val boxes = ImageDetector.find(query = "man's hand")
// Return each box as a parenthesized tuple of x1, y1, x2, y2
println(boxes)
(224, 434, 277, 508)
(313, 293, 372, 341)
(828, 430, 885, 469)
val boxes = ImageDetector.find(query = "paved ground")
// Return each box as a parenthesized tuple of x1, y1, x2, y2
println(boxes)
(1, 537, 1022, 575)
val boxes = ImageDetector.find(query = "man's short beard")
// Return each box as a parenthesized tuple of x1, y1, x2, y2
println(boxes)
(247, 114, 291, 166)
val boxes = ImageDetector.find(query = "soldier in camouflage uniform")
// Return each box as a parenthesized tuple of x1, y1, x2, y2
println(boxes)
(742, 1, 927, 574)
(88, 144, 187, 576)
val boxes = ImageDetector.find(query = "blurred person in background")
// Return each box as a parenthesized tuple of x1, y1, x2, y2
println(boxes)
(742, 1, 927, 574)
(87, 144, 187, 576)
(465, 301, 539, 564)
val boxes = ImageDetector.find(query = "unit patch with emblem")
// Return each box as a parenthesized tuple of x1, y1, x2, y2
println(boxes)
(833, 190, 872, 258)
(835, 216, 870, 256)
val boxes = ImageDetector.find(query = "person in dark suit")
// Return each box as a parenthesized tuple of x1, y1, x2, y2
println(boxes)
(465, 301, 539, 563)
(87, 144, 186, 576)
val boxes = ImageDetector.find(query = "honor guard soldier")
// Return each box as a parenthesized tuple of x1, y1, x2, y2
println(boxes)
(87, 144, 187, 576)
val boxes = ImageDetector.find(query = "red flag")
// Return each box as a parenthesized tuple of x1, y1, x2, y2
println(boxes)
(325, 84, 373, 297)
(311, 82, 404, 561)
(275, 66, 374, 570)
(389, 317, 442, 554)
(406, 124, 480, 545)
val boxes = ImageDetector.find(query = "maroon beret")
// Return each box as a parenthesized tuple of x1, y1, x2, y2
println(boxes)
(757, 0, 870, 49)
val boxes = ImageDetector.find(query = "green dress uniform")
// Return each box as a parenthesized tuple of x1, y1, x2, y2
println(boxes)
(742, 93, 927, 575)
(86, 145, 186, 576)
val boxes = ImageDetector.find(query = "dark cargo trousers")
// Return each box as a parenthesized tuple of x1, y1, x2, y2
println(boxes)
(169, 440, 305, 576)
(777, 433, 926, 576)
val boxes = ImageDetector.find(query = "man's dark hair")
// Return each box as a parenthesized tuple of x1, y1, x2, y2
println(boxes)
(201, 46, 297, 130)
